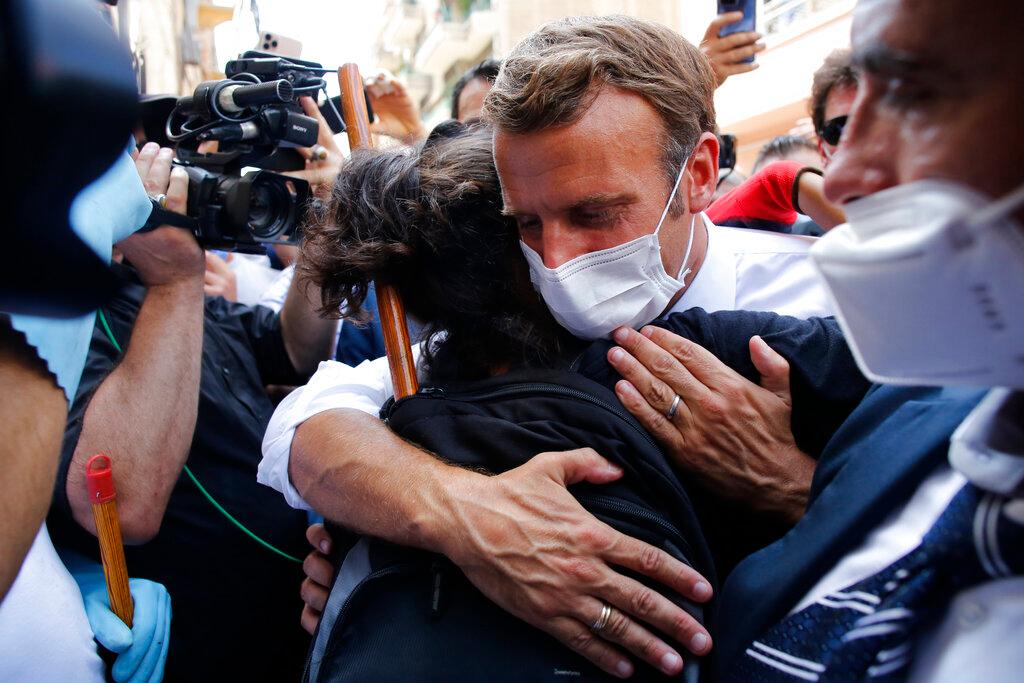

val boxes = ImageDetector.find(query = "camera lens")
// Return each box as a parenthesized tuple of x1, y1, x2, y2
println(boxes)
(203, 169, 309, 252)
(247, 177, 291, 239)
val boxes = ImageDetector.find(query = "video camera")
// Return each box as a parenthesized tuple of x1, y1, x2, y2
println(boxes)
(152, 52, 344, 254)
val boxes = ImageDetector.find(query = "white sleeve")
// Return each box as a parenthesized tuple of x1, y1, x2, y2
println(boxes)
(258, 347, 421, 511)
(908, 577, 1024, 683)
(229, 253, 280, 306)
(256, 265, 294, 313)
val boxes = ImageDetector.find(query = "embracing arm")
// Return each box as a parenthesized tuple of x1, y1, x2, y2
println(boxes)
(290, 409, 461, 550)
(606, 311, 870, 525)
(284, 401, 714, 678)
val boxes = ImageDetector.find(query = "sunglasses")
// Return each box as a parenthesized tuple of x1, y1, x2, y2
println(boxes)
(819, 115, 848, 147)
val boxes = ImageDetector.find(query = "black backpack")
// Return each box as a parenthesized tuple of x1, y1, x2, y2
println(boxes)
(303, 369, 715, 682)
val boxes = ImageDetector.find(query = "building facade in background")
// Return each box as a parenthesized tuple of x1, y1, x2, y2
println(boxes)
(121, 0, 852, 168)
(378, 0, 852, 169)
(377, 0, 496, 125)
(106, 0, 229, 97)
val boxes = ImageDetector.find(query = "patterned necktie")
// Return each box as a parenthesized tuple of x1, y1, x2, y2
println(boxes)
(728, 482, 1023, 681)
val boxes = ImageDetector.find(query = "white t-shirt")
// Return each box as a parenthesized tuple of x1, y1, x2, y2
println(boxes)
(227, 253, 282, 306)
(257, 264, 295, 313)
(259, 218, 832, 510)
(0, 524, 104, 682)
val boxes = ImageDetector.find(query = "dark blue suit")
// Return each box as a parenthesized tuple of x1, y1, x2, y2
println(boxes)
(714, 383, 987, 678)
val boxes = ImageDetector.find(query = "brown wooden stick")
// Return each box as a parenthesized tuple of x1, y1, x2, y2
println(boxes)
(338, 64, 419, 399)
(86, 454, 133, 627)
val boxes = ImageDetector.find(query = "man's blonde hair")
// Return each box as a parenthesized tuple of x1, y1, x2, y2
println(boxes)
(483, 14, 717, 186)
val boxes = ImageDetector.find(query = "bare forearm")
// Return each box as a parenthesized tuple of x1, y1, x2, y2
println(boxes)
(0, 325, 67, 600)
(799, 173, 846, 230)
(280, 263, 337, 376)
(290, 409, 475, 552)
(67, 279, 204, 541)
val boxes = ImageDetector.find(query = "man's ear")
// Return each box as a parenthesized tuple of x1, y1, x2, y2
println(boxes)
(817, 138, 830, 166)
(687, 132, 720, 213)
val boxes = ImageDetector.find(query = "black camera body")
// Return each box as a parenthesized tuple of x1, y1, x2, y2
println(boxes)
(181, 167, 308, 253)
(158, 52, 337, 253)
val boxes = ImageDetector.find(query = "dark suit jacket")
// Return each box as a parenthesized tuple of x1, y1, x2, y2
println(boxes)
(713, 383, 988, 677)
(577, 309, 872, 577)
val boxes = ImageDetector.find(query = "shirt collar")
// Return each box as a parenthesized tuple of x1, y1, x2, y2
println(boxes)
(949, 388, 1024, 495)
(668, 214, 737, 315)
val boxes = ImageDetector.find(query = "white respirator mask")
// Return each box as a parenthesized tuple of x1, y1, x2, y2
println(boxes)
(811, 178, 1024, 389)
(520, 167, 695, 340)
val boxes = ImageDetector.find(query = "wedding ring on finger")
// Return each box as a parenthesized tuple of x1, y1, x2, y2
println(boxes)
(590, 602, 613, 634)
(666, 394, 682, 420)
(309, 145, 328, 162)
(150, 193, 168, 209)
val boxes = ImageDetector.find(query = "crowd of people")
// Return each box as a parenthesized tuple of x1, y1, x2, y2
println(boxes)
(1, 0, 1021, 681)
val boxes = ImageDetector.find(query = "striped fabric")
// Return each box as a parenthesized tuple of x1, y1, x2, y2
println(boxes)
(727, 483, 1023, 681)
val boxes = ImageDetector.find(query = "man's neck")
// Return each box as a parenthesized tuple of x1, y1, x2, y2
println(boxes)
(662, 213, 710, 314)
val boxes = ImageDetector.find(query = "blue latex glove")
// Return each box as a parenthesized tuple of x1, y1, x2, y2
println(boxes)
(7, 146, 153, 402)
(71, 565, 172, 683)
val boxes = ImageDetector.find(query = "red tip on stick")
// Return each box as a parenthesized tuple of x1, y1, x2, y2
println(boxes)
(87, 453, 134, 627)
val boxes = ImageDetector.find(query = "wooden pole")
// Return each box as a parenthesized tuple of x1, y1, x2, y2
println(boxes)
(86, 454, 133, 627)
(337, 63, 419, 399)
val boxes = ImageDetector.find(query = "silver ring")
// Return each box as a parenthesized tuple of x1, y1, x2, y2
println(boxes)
(151, 193, 168, 209)
(590, 602, 613, 634)
(666, 394, 682, 420)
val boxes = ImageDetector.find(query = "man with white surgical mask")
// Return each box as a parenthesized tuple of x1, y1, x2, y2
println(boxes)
(260, 16, 833, 677)
(708, 1, 1024, 680)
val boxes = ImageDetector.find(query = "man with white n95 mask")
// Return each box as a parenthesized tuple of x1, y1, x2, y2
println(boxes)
(714, 1, 1024, 680)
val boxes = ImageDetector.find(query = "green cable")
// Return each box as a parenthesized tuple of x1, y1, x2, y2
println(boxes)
(97, 308, 120, 353)
(96, 309, 302, 564)
(181, 466, 302, 563)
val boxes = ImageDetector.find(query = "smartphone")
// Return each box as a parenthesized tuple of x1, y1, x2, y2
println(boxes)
(717, 0, 758, 63)
(254, 31, 303, 59)
(316, 94, 375, 135)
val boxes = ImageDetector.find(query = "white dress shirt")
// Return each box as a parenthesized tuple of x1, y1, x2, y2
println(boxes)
(0, 525, 105, 682)
(259, 218, 832, 510)
(792, 389, 1024, 682)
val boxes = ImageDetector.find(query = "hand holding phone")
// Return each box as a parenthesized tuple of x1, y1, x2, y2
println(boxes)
(702, 3, 765, 86)
(717, 0, 757, 42)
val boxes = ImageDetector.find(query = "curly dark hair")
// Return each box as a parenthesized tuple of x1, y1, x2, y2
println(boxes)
(300, 121, 576, 381)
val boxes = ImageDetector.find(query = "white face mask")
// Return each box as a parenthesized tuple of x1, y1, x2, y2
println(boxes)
(811, 178, 1024, 389)
(520, 168, 695, 340)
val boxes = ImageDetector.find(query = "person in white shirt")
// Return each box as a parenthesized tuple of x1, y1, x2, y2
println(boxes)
(202, 251, 280, 306)
(261, 16, 833, 677)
